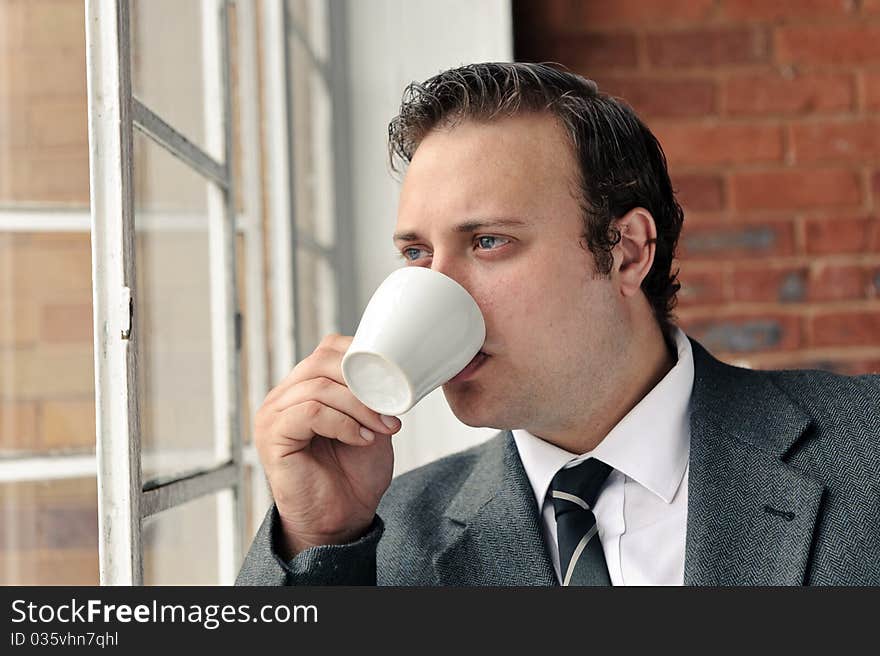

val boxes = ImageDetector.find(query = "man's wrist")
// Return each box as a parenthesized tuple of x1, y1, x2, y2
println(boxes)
(275, 515, 374, 560)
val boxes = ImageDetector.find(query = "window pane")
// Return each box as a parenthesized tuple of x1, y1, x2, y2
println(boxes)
(134, 132, 225, 483)
(296, 248, 338, 357)
(0, 232, 95, 456)
(242, 461, 271, 549)
(0, 0, 89, 207)
(236, 231, 251, 442)
(130, 0, 210, 155)
(0, 476, 99, 585)
(143, 491, 222, 585)
(289, 0, 336, 248)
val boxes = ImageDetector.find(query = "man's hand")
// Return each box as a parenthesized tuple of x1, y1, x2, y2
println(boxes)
(254, 334, 401, 558)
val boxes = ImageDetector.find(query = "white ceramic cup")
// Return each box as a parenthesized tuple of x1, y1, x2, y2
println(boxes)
(341, 267, 486, 416)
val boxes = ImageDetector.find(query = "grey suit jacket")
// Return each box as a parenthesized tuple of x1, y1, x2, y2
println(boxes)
(236, 337, 880, 586)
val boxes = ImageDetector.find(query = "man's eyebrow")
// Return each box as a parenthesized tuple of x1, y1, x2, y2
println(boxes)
(393, 218, 529, 243)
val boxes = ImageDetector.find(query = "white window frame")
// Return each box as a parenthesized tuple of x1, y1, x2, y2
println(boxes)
(85, 0, 243, 585)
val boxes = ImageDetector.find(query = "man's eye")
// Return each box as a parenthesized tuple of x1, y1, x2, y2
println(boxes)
(475, 235, 509, 250)
(402, 247, 426, 261)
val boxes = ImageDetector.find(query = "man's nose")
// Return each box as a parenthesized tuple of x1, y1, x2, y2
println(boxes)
(430, 254, 471, 292)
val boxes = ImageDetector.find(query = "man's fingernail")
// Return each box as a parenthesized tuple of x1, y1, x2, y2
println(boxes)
(359, 427, 375, 442)
(380, 415, 399, 430)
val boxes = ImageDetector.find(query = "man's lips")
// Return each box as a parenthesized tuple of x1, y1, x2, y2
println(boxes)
(447, 351, 490, 384)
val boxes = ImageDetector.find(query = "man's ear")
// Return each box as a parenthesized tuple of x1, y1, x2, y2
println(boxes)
(613, 207, 657, 298)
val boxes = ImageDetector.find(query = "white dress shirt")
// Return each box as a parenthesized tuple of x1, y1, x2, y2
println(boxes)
(512, 326, 694, 586)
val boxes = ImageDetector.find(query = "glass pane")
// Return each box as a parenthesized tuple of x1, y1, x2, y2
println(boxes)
(143, 491, 222, 585)
(130, 0, 210, 154)
(242, 463, 256, 547)
(134, 132, 224, 483)
(241, 462, 272, 557)
(296, 248, 338, 357)
(0, 232, 95, 456)
(0, 477, 99, 585)
(289, 0, 336, 248)
(228, 0, 245, 215)
(0, 0, 90, 207)
(236, 231, 252, 443)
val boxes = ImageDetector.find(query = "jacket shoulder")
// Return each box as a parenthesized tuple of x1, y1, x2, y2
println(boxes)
(766, 367, 880, 428)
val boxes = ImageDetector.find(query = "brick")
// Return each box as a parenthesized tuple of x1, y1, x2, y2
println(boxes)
(730, 265, 808, 302)
(759, 357, 880, 375)
(720, 0, 853, 22)
(677, 268, 726, 306)
(5, 345, 94, 401)
(731, 169, 862, 210)
(0, 549, 100, 586)
(41, 400, 96, 451)
(3, 51, 87, 98)
(647, 27, 770, 68)
(681, 314, 801, 352)
(807, 263, 878, 301)
(0, 105, 31, 149)
(873, 171, 880, 198)
(812, 310, 880, 346)
(0, 233, 93, 296)
(23, 0, 85, 50)
(0, 0, 27, 51)
(17, 232, 92, 249)
(0, 297, 38, 346)
(40, 303, 93, 344)
(865, 71, 880, 111)
(679, 220, 795, 259)
(655, 123, 783, 166)
(792, 120, 880, 162)
(805, 216, 878, 254)
(823, 359, 880, 375)
(723, 72, 854, 116)
(3, 506, 98, 551)
(0, 150, 29, 203)
(0, 150, 91, 205)
(674, 174, 724, 211)
(14, 477, 96, 505)
(0, 402, 39, 452)
(777, 25, 880, 65)
(524, 33, 639, 71)
(560, 0, 715, 29)
(865, 0, 880, 14)
(28, 100, 89, 148)
(597, 77, 717, 118)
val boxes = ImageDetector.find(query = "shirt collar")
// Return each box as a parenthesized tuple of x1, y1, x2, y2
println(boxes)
(513, 326, 693, 508)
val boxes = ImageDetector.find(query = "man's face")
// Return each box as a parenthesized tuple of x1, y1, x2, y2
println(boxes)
(394, 112, 625, 437)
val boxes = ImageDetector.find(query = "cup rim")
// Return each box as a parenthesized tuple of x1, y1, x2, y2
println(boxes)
(341, 348, 416, 415)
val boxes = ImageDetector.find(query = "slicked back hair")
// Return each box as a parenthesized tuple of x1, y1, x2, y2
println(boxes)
(388, 62, 684, 339)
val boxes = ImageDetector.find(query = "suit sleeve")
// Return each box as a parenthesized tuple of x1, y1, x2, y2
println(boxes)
(235, 504, 383, 586)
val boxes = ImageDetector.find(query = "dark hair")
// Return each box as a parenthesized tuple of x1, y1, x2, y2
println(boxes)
(388, 62, 683, 338)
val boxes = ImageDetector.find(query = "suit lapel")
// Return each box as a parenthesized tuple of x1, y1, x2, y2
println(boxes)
(685, 338, 825, 585)
(433, 431, 557, 586)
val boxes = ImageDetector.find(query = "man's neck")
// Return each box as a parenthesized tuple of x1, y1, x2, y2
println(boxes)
(534, 325, 677, 455)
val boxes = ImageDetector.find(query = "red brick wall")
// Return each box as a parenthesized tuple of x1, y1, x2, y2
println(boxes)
(514, 0, 880, 374)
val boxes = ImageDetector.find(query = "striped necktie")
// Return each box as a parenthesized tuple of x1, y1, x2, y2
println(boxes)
(550, 458, 613, 586)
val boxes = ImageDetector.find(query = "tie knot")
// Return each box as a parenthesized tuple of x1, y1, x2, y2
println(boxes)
(550, 458, 612, 514)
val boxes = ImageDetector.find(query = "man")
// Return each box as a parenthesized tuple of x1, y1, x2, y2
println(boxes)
(237, 63, 880, 586)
